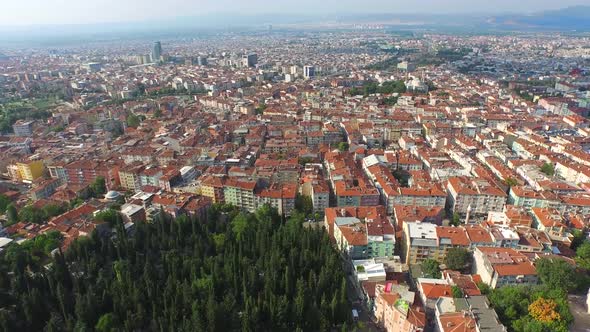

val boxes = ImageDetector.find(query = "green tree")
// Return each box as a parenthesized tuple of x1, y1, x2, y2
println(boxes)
(255, 103, 267, 115)
(0, 204, 351, 331)
(42, 204, 66, 220)
(422, 259, 441, 278)
(94, 209, 121, 227)
(95, 313, 116, 332)
(295, 194, 313, 216)
(90, 176, 107, 198)
(392, 169, 410, 187)
(540, 163, 555, 176)
(576, 241, 590, 270)
(230, 213, 249, 240)
(570, 230, 587, 251)
(6, 203, 17, 224)
(18, 205, 46, 224)
(451, 285, 464, 298)
(126, 113, 140, 128)
(477, 282, 491, 295)
(298, 157, 314, 166)
(0, 194, 10, 214)
(444, 247, 470, 271)
(504, 177, 518, 187)
(535, 258, 577, 292)
(337, 142, 349, 152)
(450, 213, 462, 226)
(487, 285, 574, 332)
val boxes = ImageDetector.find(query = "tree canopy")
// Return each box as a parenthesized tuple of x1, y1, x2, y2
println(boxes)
(0, 194, 10, 214)
(451, 286, 464, 298)
(444, 247, 470, 271)
(540, 163, 555, 177)
(295, 194, 313, 217)
(349, 80, 406, 96)
(489, 286, 572, 332)
(90, 176, 107, 198)
(534, 258, 589, 293)
(421, 259, 441, 279)
(0, 204, 352, 331)
(504, 177, 518, 187)
(6, 203, 18, 224)
(17, 203, 66, 224)
(126, 113, 141, 128)
(337, 142, 349, 152)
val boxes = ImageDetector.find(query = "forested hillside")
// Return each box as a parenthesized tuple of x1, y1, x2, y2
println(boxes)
(0, 204, 351, 331)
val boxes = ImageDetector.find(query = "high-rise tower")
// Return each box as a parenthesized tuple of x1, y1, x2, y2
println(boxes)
(151, 41, 162, 63)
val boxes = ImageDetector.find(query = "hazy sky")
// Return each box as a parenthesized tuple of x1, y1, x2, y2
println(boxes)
(3, 0, 589, 26)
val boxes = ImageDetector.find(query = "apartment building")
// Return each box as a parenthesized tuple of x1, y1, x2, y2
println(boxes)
(8, 159, 45, 182)
(118, 163, 145, 192)
(446, 177, 506, 216)
(394, 186, 447, 208)
(530, 207, 572, 245)
(12, 120, 34, 137)
(326, 206, 395, 259)
(334, 180, 381, 207)
(401, 222, 499, 264)
(334, 217, 368, 259)
(311, 181, 330, 214)
(255, 183, 297, 216)
(508, 186, 561, 209)
(223, 178, 257, 212)
(64, 160, 117, 189)
(140, 166, 164, 188)
(402, 222, 438, 265)
(200, 175, 225, 203)
(434, 296, 506, 332)
(30, 178, 62, 201)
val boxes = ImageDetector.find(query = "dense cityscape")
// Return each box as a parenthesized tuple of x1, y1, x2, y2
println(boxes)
(1, 4, 590, 332)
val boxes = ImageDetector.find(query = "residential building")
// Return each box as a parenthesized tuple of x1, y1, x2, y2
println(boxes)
(223, 178, 257, 212)
(118, 163, 145, 192)
(12, 120, 34, 136)
(9, 159, 45, 182)
(402, 222, 475, 264)
(402, 222, 438, 265)
(374, 282, 426, 332)
(434, 296, 506, 332)
(311, 181, 330, 214)
(446, 177, 507, 217)
(473, 247, 538, 289)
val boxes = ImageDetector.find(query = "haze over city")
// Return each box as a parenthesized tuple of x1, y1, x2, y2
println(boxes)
(2, 0, 590, 25)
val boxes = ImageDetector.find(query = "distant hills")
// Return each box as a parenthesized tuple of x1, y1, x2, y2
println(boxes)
(0, 6, 589, 46)
(485, 6, 590, 31)
(335, 6, 590, 32)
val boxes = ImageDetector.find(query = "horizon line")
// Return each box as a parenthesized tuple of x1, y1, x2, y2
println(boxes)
(1, 6, 588, 29)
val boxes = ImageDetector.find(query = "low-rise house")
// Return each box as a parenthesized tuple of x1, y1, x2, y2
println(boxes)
(434, 296, 506, 332)
(374, 282, 426, 332)
(473, 247, 538, 289)
(530, 207, 572, 245)
(417, 278, 453, 313)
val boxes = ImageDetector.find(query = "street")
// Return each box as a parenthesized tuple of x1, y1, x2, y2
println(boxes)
(342, 255, 383, 332)
(569, 294, 590, 332)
